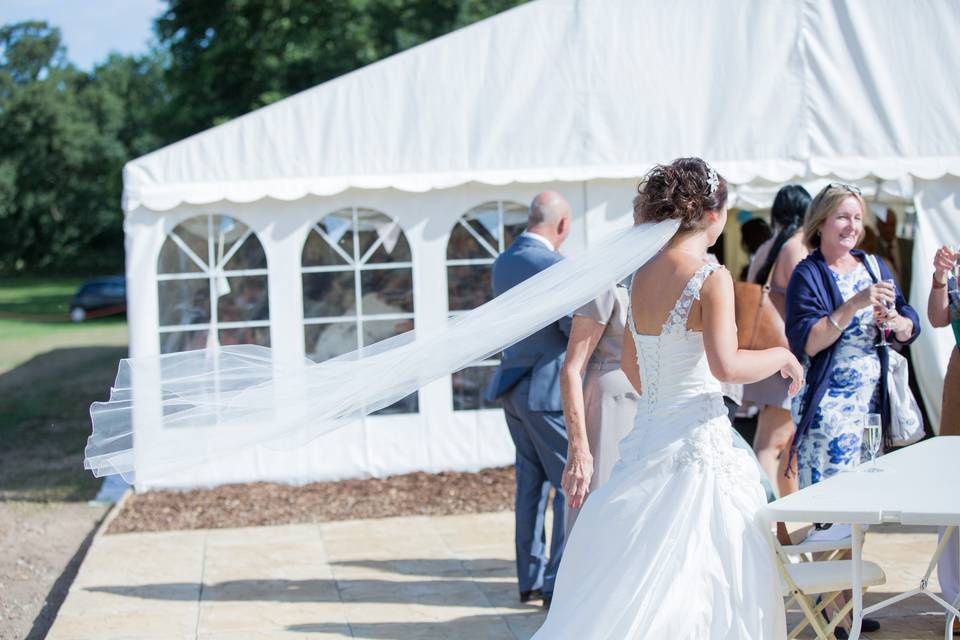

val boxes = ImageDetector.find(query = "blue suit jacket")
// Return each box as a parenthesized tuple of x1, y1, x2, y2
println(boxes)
(483, 235, 572, 412)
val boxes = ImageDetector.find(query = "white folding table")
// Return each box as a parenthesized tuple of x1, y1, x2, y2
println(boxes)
(763, 437, 960, 640)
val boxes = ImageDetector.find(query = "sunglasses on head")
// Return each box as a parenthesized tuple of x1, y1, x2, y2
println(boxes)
(826, 182, 862, 196)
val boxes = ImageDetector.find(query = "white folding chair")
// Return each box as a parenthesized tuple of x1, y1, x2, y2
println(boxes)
(769, 533, 885, 640)
(783, 535, 852, 563)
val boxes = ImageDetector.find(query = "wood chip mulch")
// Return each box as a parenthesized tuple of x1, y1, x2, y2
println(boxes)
(107, 466, 516, 534)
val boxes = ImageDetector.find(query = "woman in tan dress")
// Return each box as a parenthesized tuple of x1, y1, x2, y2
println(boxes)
(559, 282, 637, 529)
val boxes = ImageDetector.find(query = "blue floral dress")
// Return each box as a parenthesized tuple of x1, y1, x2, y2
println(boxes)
(796, 263, 882, 488)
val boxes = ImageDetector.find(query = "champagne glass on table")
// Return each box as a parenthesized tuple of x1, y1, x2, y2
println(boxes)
(861, 414, 883, 473)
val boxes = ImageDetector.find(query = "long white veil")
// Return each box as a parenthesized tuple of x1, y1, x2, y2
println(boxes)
(84, 219, 679, 482)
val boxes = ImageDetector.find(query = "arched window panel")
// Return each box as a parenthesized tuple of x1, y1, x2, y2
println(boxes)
(452, 366, 500, 412)
(360, 269, 413, 314)
(159, 327, 272, 356)
(302, 272, 356, 318)
(157, 214, 270, 355)
(357, 209, 411, 264)
(302, 207, 417, 414)
(447, 265, 492, 312)
(446, 201, 528, 411)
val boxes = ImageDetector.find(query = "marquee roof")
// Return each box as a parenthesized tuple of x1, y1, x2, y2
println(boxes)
(123, 0, 960, 212)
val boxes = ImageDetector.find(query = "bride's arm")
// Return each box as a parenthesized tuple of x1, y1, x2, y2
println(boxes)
(701, 268, 803, 392)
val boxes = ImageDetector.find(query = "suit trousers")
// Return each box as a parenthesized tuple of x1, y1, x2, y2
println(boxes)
(501, 376, 568, 596)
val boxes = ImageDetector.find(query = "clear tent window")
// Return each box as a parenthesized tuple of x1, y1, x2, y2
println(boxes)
(447, 201, 527, 411)
(302, 207, 418, 414)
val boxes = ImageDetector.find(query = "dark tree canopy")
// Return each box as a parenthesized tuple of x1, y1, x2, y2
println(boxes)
(0, 22, 168, 273)
(0, 1, 526, 274)
(155, 0, 526, 140)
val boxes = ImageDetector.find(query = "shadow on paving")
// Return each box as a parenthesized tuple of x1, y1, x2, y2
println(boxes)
(330, 558, 513, 577)
(289, 612, 540, 638)
(87, 577, 515, 605)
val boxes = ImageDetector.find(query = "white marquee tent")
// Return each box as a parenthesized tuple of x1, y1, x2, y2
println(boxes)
(121, 0, 960, 490)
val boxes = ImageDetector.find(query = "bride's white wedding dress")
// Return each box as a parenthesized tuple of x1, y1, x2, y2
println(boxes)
(532, 263, 786, 639)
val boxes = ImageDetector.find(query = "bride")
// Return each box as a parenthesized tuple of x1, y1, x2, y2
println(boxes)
(537, 158, 803, 639)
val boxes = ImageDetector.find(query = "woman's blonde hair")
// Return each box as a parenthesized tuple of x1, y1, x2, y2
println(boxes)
(802, 184, 868, 250)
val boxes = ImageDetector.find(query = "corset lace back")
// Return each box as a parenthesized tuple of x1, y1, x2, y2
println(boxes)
(626, 263, 726, 420)
(619, 262, 747, 479)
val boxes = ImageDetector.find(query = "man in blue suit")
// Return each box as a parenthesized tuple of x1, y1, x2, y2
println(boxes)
(484, 191, 572, 609)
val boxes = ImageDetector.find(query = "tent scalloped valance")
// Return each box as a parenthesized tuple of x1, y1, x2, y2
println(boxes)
(123, 158, 960, 213)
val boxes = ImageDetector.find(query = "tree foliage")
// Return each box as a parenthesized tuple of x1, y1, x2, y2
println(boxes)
(155, 0, 525, 140)
(0, 22, 167, 273)
(0, 1, 526, 275)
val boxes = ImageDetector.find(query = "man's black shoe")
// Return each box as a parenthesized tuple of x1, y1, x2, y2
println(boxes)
(833, 617, 880, 639)
(542, 595, 552, 609)
(519, 589, 542, 603)
(862, 618, 880, 632)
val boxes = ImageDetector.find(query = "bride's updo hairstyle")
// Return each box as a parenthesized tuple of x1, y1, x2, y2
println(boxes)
(633, 157, 728, 231)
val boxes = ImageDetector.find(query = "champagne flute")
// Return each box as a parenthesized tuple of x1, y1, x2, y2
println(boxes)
(862, 414, 883, 473)
(876, 278, 896, 347)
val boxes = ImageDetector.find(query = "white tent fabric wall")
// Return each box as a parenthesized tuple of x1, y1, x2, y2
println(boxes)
(126, 182, 592, 490)
(119, 0, 960, 488)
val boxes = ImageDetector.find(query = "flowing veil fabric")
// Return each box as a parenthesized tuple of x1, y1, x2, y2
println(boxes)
(84, 220, 679, 482)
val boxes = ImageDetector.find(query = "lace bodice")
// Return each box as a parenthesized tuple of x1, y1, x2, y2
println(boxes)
(626, 263, 726, 420)
(618, 262, 754, 483)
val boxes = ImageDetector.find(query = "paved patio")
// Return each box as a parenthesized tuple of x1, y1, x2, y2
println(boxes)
(47, 510, 953, 639)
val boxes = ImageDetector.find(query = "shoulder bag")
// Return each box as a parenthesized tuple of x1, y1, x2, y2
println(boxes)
(734, 251, 789, 350)
(864, 253, 925, 446)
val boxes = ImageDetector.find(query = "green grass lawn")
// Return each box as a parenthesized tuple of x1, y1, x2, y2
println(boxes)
(0, 278, 129, 501)
(0, 277, 84, 315)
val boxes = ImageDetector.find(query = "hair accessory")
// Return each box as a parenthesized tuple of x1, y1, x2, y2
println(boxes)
(826, 182, 862, 196)
(705, 164, 719, 196)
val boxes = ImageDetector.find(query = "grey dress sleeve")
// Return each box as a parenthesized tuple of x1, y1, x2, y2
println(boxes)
(574, 288, 617, 325)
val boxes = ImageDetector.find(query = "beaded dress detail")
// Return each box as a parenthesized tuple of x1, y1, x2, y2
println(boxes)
(531, 263, 786, 640)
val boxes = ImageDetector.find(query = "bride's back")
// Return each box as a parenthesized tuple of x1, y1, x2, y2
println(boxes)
(630, 251, 709, 336)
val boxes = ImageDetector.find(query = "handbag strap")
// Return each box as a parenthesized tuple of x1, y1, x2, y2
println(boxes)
(762, 247, 778, 291)
(864, 253, 882, 284)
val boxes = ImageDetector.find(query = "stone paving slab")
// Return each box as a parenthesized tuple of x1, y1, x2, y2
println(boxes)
(48, 511, 954, 639)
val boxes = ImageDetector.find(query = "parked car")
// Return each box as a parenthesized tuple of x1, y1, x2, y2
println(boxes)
(69, 276, 127, 322)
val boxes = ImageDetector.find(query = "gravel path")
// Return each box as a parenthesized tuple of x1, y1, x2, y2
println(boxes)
(0, 501, 108, 640)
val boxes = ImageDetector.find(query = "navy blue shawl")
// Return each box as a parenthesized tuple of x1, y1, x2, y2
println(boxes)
(785, 249, 920, 454)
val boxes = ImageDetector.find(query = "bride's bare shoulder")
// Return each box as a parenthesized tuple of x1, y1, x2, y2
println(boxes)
(699, 263, 733, 299)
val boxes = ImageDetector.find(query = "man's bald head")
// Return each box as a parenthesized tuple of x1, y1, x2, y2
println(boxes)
(527, 191, 572, 249)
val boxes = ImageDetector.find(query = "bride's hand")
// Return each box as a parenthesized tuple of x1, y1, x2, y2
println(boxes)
(779, 349, 804, 397)
(562, 448, 594, 509)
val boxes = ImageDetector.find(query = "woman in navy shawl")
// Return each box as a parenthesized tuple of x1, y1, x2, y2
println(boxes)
(785, 184, 919, 487)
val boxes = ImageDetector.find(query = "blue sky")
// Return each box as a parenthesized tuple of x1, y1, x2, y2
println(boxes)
(0, 0, 165, 69)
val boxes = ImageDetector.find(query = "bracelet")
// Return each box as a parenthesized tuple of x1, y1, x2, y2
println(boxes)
(827, 314, 844, 332)
(933, 275, 947, 289)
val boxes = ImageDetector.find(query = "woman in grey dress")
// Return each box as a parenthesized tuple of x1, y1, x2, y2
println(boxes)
(559, 282, 637, 522)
